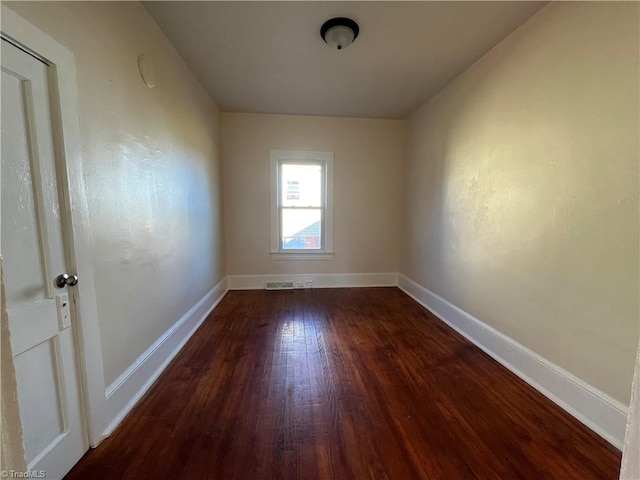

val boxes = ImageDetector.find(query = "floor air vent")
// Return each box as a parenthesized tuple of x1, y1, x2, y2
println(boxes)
(265, 281, 294, 290)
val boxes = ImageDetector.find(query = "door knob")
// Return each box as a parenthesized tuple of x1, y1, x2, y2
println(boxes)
(55, 273, 78, 288)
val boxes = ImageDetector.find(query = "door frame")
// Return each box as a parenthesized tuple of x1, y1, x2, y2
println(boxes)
(1, 5, 108, 447)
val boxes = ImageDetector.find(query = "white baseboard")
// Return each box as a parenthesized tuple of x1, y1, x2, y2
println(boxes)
(398, 274, 628, 450)
(97, 272, 627, 450)
(227, 272, 398, 290)
(102, 278, 228, 437)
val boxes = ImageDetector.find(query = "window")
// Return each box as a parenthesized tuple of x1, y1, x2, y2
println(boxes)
(270, 150, 334, 260)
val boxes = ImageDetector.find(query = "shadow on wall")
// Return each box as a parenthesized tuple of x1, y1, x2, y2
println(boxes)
(400, 1, 639, 405)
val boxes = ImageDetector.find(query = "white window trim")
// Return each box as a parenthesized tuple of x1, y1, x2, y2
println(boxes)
(270, 150, 334, 260)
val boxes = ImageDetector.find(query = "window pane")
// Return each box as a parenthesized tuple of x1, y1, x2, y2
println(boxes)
(282, 208, 321, 250)
(281, 163, 322, 207)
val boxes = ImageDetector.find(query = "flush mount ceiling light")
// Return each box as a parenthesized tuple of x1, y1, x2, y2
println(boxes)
(320, 17, 359, 51)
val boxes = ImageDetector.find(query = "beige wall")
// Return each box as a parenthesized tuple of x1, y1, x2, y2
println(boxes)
(401, 2, 639, 404)
(8, 2, 225, 386)
(221, 113, 405, 276)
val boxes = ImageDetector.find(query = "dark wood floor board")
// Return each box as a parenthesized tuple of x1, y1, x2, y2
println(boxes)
(64, 287, 621, 480)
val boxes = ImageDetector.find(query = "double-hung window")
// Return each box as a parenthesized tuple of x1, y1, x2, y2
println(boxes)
(270, 150, 334, 260)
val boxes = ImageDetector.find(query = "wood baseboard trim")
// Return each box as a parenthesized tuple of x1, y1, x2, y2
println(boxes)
(398, 274, 628, 450)
(227, 272, 399, 290)
(102, 278, 228, 438)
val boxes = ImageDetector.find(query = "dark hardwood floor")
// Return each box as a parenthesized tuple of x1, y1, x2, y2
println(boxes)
(65, 288, 621, 479)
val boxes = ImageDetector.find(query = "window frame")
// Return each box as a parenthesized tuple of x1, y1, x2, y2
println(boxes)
(270, 150, 334, 260)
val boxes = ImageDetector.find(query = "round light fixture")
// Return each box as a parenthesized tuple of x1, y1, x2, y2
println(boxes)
(320, 17, 359, 51)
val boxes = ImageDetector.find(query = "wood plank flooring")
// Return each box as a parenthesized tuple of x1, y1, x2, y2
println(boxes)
(65, 288, 621, 479)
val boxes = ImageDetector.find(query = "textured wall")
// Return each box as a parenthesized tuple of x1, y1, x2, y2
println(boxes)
(8, 2, 225, 386)
(221, 112, 405, 277)
(400, 2, 639, 404)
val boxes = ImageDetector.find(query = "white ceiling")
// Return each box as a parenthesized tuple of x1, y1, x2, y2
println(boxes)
(144, 1, 547, 119)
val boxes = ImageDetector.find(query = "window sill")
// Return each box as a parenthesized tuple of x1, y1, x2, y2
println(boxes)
(270, 251, 335, 261)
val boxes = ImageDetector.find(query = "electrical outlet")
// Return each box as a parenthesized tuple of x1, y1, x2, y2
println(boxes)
(56, 293, 71, 330)
(306, 280, 313, 287)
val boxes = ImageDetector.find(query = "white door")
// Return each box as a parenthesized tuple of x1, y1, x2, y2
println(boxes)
(1, 38, 88, 479)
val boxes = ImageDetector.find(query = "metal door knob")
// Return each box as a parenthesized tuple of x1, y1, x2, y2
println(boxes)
(55, 273, 79, 288)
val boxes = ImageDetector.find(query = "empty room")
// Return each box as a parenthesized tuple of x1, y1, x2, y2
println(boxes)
(1, 1, 638, 479)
